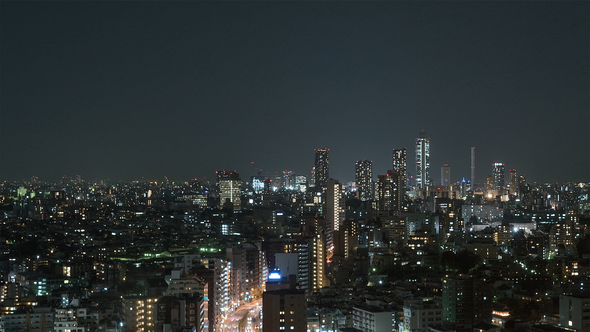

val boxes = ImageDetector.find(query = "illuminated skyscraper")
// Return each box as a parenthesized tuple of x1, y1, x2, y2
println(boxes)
(441, 164, 450, 186)
(509, 169, 517, 196)
(415, 131, 430, 189)
(314, 148, 330, 189)
(326, 179, 344, 258)
(492, 163, 505, 194)
(355, 160, 373, 201)
(217, 170, 241, 211)
(392, 147, 407, 197)
(297, 234, 326, 295)
(470, 147, 476, 190)
(377, 170, 402, 212)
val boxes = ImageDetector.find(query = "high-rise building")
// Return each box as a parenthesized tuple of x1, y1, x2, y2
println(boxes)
(518, 175, 527, 200)
(492, 163, 505, 194)
(509, 169, 517, 196)
(392, 147, 407, 198)
(415, 132, 430, 189)
(442, 275, 492, 329)
(262, 289, 307, 332)
(470, 147, 476, 191)
(314, 148, 330, 189)
(326, 179, 344, 258)
(217, 170, 241, 211)
(194, 258, 231, 331)
(441, 164, 451, 186)
(377, 170, 402, 212)
(155, 294, 205, 332)
(297, 234, 326, 295)
(355, 160, 373, 201)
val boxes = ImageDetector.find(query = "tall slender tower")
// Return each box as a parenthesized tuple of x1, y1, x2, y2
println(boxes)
(377, 170, 402, 212)
(441, 164, 451, 186)
(470, 147, 475, 191)
(492, 163, 505, 194)
(314, 148, 330, 189)
(415, 131, 430, 189)
(326, 179, 344, 258)
(509, 169, 517, 196)
(392, 148, 407, 194)
(355, 160, 373, 201)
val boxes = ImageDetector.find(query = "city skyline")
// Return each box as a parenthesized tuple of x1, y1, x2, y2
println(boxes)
(1, 2, 588, 184)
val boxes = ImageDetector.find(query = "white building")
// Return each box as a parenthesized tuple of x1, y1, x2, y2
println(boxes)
(400, 299, 442, 332)
(352, 305, 395, 332)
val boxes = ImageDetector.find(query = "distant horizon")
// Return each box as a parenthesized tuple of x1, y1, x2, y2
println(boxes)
(2, 2, 588, 185)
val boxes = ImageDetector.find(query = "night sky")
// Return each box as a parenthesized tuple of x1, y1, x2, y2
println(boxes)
(1, 2, 588, 184)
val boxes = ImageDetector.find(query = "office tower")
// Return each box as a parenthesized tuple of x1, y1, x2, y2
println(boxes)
(217, 170, 241, 211)
(441, 164, 451, 186)
(415, 131, 430, 189)
(509, 169, 517, 196)
(314, 148, 330, 189)
(355, 160, 373, 201)
(392, 147, 407, 197)
(518, 175, 527, 199)
(262, 289, 307, 332)
(326, 179, 344, 258)
(471, 147, 475, 190)
(485, 175, 494, 197)
(442, 275, 492, 329)
(377, 170, 401, 212)
(492, 163, 505, 194)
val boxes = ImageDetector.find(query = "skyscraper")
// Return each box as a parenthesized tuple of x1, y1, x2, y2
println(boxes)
(509, 169, 517, 196)
(442, 275, 492, 329)
(441, 164, 450, 186)
(355, 160, 373, 201)
(415, 131, 430, 189)
(492, 163, 505, 194)
(392, 147, 407, 198)
(470, 147, 476, 191)
(297, 234, 326, 294)
(326, 179, 344, 258)
(314, 148, 329, 189)
(377, 170, 402, 212)
(217, 170, 241, 211)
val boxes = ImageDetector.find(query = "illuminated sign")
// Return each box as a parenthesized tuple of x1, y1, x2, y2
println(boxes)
(268, 271, 281, 280)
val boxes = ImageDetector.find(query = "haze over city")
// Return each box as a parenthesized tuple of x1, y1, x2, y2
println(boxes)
(1, 2, 588, 183)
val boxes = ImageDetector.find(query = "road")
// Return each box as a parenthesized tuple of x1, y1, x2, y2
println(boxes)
(219, 299, 261, 332)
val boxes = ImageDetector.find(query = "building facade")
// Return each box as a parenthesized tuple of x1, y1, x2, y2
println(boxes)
(392, 148, 407, 198)
(262, 289, 306, 332)
(314, 149, 330, 190)
(355, 160, 373, 201)
(415, 132, 430, 189)
(217, 171, 241, 211)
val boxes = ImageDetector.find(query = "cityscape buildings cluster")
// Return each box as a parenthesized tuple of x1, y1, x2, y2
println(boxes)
(0, 132, 588, 332)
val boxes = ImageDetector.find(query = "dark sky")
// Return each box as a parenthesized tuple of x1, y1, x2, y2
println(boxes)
(1, 1, 588, 184)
